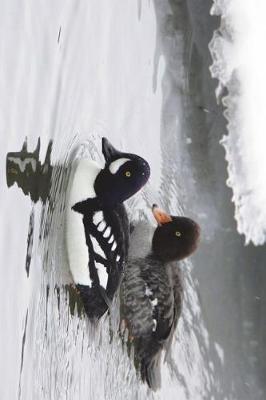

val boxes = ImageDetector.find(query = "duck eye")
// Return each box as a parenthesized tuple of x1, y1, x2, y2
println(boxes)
(175, 231, 181, 237)
(125, 171, 131, 177)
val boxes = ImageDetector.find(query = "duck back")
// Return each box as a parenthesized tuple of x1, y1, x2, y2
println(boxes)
(66, 159, 130, 319)
(121, 221, 184, 390)
(126, 262, 183, 389)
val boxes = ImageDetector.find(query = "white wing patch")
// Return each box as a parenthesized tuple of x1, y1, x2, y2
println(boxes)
(144, 283, 158, 332)
(152, 319, 157, 332)
(90, 236, 108, 289)
(97, 221, 106, 232)
(111, 241, 117, 251)
(95, 262, 108, 289)
(145, 284, 153, 297)
(90, 236, 106, 260)
(108, 234, 114, 244)
(151, 298, 158, 306)
(109, 158, 131, 174)
(93, 211, 104, 225)
(103, 227, 111, 238)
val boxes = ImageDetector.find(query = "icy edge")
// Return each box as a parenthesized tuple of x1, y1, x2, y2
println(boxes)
(208, 0, 266, 245)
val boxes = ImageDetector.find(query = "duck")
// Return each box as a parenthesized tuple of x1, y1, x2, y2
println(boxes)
(120, 204, 200, 390)
(65, 138, 150, 321)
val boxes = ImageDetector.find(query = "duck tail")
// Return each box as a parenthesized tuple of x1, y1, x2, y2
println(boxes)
(140, 353, 161, 391)
(77, 284, 109, 321)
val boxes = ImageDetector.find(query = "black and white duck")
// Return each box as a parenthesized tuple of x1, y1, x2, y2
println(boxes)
(65, 138, 150, 321)
(120, 204, 200, 390)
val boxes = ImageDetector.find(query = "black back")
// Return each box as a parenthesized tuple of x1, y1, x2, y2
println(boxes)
(76, 203, 129, 321)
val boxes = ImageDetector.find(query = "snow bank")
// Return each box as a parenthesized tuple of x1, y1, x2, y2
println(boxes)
(209, 0, 266, 245)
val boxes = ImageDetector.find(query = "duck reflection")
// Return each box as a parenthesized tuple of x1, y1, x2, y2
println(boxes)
(6, 137, 53, 203)
(6, 139, 82, 314)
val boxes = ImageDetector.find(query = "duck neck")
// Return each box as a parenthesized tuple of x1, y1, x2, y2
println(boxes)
(146, 252, 165, 266)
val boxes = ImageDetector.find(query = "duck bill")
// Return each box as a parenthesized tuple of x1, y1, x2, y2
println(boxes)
(152, 205, 172, 225)
(102, 137, 122, 163)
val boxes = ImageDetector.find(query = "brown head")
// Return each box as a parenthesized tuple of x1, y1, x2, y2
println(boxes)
(151, 205, 200, 262)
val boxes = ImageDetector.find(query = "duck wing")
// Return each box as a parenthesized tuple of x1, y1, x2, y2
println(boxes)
(121, 258, 157, 338)
(136, 262, 183, 390)
(121, 258, 176, 390)
(89, 204, 129, 300)
(139, 261, 175, 340)
(163, 264, 183, 360)
(74, 204, 129, 320)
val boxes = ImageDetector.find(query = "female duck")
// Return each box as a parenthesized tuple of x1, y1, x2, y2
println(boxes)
(120, 205, 200, 390)
(66, 138, 150, 320)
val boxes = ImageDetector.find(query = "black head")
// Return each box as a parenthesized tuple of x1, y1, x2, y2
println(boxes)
(94, 138, 150, 207)
(151, 205, 200, 262)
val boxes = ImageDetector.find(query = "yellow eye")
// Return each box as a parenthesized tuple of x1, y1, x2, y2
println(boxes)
(125, 171, 131, 177)
(175, 231, 181, 237)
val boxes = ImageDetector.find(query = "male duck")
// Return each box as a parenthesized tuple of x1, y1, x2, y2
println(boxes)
(120, 205, 200, 390)
(66, 138, 150, 321)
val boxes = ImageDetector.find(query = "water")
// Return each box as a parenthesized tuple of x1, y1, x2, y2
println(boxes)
(1, 1, 265, 399)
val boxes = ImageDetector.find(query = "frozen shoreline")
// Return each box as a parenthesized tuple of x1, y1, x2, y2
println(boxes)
(209, 0, 266, 245)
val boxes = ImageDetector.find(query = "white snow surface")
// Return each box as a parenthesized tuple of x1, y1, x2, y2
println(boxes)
(0, 1, 217, 399)
(209, 0, 266, 245)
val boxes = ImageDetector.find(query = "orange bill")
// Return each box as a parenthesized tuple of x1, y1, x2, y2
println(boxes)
(152, 204, 172, 225)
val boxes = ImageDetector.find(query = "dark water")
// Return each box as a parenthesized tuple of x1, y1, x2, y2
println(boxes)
(157, 0, 266, 398)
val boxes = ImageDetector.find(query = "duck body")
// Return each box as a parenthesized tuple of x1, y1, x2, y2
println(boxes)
(122, 255, 183, 389)
(70, 203, 129, 320)
(122, 255, 183, 339)
(65, 138, 150, 321)
(120, 208, 200, 390)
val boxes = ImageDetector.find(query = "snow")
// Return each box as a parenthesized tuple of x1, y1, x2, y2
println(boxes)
(209, 0, 266, 245)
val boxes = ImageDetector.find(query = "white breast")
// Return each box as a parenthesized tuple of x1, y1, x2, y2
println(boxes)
(67, 159, 101, 206)
(65, 159, 101, 286)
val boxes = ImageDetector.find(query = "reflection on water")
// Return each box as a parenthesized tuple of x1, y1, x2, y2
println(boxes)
(6, 138, 53, 203)
(25, 208, 34, 277)
(6, 138, 85, 315)
(6, 139, 53, 277)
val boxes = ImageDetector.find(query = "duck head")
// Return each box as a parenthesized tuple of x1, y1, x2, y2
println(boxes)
(151, 205, 200, 262)
(94, 138, 150, 207)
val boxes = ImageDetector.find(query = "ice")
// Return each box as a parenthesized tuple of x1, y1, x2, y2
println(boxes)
(209, 0, 266, 245)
